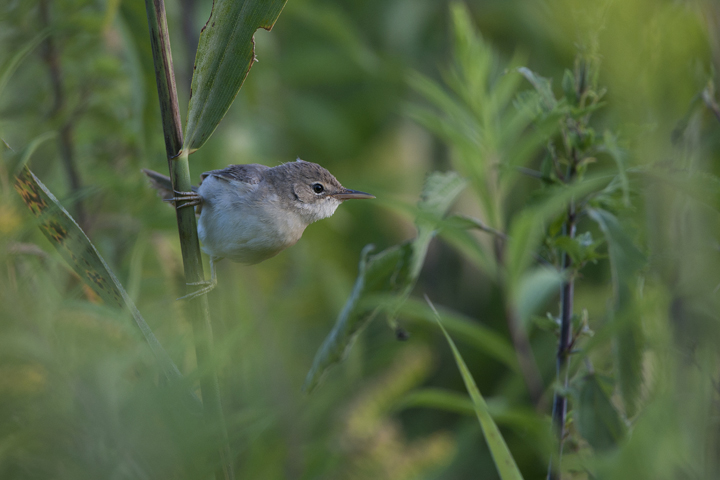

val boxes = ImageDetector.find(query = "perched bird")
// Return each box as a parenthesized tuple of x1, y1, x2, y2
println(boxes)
(143, 159, 374, 298)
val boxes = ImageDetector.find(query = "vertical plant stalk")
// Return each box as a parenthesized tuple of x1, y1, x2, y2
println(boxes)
(39, 0, 87, 230)
(143, 2, 234, 479)
(547, 166, 577, 480)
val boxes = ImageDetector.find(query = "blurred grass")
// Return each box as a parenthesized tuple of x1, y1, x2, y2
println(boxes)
(1, 0, 720, 479)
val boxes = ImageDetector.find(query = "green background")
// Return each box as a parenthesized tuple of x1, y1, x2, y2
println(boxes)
(1, 0, 719, 479)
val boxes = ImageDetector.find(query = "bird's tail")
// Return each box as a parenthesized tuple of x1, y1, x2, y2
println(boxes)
(141, 169, 198, 202)
(142, 169, 202, 214)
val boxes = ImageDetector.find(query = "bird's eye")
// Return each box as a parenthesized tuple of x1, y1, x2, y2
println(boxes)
(312, 183, 324, 194)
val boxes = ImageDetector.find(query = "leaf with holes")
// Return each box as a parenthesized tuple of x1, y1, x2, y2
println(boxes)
(183, 0, 288, 153)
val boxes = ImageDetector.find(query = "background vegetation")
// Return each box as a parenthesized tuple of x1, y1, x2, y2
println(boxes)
(2, 0, 720, 479)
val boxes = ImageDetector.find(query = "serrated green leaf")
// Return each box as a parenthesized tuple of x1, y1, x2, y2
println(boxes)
(304, 172, 466, 392)
(575, 374, 626, 452)
(407, 72, 475, 133)
(506, 174, 609, 290)
(14, 167, 199, 411)
(448, 2, 492, 110)
(429, 299, 524, 480)
(409, 3, 553, 222)
(518, 66, 557, 111)
(417, 171, 468, 219)
(183, 0, 288, 153)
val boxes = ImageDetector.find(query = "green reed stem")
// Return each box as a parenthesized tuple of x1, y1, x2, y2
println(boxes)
(143, 1, 234, 478)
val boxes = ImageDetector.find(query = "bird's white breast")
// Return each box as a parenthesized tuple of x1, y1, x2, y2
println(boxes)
(196, 177, 309, 264)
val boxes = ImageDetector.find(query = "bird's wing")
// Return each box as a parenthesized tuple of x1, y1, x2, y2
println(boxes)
(200, 164, 270, 185)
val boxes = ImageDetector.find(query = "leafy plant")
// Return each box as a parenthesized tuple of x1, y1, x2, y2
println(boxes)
(304, 171, 467, 392)
(3, 0, 720, 479)
(307, 2, 649, 477)
(4, 1, 293, 478)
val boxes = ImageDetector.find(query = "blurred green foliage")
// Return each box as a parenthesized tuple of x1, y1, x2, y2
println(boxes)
(2, 0, 720, 479)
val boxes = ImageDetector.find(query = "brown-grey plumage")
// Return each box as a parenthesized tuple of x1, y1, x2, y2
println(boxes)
(143, 159, 373, 298)
(200, 163, 268, 185)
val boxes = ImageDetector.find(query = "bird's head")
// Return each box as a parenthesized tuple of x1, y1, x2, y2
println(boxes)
(272, 159, 374, 225)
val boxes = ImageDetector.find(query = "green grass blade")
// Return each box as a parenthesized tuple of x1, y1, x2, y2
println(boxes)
(396, 388, 548, 439)
(397, 388, 476, 416)
(366, 295, 520, 372)
(0, 29, 49, 101)
(183, 0, 288, 153)
(426, 295, 524, 480)
(14, 167, 199, 410)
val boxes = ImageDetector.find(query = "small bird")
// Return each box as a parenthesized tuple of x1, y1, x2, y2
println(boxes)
(143, 159, 374, 299)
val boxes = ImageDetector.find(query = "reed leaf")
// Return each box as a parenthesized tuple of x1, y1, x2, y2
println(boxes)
(183, 0, 288, 153)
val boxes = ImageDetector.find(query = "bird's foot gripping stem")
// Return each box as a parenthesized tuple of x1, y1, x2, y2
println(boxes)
(178, 258, 217, 301)
(165, 190, 201, 210)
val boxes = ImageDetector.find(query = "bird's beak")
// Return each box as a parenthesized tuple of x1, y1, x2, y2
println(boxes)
(333, 189, 375, 200)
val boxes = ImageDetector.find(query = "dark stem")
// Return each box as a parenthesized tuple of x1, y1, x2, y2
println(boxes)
(547, 163, 577, 480)
(39, 0, 87, 230)
(143, 1, 234, 479)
